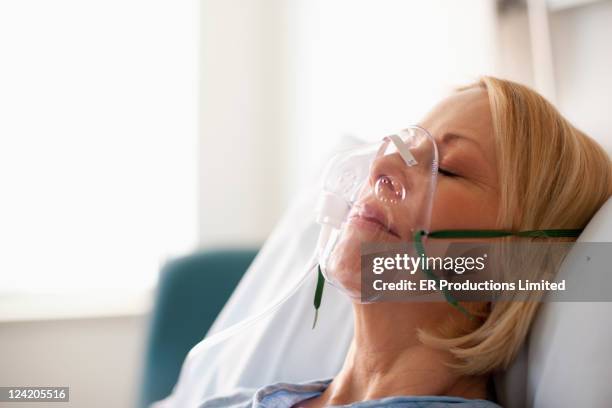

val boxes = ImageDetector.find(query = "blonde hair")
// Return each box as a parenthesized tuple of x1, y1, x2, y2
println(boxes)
(420, 76, 612, 375)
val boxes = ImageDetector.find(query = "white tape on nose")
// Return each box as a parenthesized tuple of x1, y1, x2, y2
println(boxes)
(387, 134, 418, 166)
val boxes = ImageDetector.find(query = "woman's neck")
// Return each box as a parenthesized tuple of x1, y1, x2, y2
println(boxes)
(313, 302, 488, 406)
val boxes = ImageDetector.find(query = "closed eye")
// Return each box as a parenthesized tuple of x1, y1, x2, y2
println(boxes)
(438, 167, 458, 177)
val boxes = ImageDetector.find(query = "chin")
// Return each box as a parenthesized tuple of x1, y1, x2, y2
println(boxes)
(325, 228, 364, 298)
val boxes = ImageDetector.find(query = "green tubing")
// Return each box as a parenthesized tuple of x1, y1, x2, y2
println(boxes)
(312, 265, 325, 329)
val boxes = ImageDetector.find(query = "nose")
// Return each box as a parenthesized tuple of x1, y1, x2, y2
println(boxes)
(369, 152, 410, 205)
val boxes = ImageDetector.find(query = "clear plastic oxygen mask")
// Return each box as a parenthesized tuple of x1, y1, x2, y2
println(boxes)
(315, 126, 438, 299)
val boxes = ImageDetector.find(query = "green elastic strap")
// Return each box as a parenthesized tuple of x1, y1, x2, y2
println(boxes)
(311, 228, 583, 325)
(427, 229, 583, 239)
(413, 230, 473, 319)
(414, 228, 582, 319)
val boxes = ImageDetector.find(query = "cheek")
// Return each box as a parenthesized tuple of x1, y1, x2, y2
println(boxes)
(430, 183, 499, 230)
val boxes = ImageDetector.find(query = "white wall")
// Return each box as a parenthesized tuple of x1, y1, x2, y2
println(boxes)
(0, 315, 147, 408)
(488, 5, 536, 90)
(496, 0, 612, 153)
(549, 0, 612, 153)
(198, 0, 499, 248)
(198, 0, 293, 247)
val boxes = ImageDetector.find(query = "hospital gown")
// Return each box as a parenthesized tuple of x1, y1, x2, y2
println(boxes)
(197, 378, 502, 408)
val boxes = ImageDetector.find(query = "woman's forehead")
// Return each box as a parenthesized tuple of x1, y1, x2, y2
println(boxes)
(419, 88, 493, 150)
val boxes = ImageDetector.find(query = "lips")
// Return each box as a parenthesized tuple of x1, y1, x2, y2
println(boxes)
(348, 202, 400, 238)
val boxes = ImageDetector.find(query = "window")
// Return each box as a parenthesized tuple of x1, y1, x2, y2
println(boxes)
(0, 0, 198, 293)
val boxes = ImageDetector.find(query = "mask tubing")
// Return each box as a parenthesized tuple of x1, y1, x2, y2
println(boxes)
(185, 255, 319, 360)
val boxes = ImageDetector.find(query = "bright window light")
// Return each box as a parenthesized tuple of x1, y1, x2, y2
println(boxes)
(0, 0, 199, 293)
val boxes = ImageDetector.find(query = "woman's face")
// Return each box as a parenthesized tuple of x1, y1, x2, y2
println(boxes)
(326, 88, 500, 296)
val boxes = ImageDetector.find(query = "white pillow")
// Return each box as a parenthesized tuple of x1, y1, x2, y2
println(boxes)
(526, 198, 612, 408)
(495, 198, 612, 408)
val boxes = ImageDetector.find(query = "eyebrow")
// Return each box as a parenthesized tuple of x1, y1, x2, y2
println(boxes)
(438, 131, 485, 156)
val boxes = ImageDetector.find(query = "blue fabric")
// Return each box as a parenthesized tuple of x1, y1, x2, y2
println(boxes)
(198, 379, 502, 408)
(140, 249, 258, 408)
